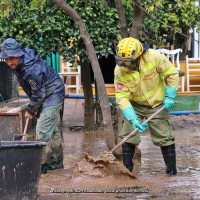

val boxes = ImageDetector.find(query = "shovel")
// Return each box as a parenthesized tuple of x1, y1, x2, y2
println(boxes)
(84, 106, 165, 169)
(110, 106, 165, 154)
(21, 118, 30, 141)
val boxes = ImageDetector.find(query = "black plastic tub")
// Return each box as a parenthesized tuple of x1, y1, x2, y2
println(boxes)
(0, 141, 46, 200)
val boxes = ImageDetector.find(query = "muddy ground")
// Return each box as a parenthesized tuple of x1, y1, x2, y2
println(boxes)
(37, 99, 200, 200)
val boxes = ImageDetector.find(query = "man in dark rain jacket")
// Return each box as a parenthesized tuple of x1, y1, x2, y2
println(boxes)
(0, 38, 65, 173)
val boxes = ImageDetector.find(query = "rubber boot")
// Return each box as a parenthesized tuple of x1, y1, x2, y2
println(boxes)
(48, 161, 64, 170)
(41, 163, 49, 174)
(161, 144, 177, 175)
(122, 142, 135, 172)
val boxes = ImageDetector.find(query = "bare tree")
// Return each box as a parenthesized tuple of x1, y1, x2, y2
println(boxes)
(52, 0, 116, 150)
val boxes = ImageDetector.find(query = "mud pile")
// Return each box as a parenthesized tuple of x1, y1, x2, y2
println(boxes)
(72, 152, 136, 178)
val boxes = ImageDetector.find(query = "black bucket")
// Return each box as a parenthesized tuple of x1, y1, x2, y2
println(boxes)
(0, 141, 46, 200)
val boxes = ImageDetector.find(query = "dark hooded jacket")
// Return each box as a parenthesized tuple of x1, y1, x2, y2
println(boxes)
(14, 48, 65, 114)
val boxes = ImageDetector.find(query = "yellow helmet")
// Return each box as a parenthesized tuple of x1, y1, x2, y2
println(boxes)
(116, 37, 143, 61)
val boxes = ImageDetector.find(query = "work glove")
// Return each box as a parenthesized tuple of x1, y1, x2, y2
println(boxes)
(164, 86, 177, 111)
(122, 107, 148, 133)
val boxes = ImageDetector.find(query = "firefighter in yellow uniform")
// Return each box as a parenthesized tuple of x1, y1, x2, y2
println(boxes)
(114, 37, 179, 175)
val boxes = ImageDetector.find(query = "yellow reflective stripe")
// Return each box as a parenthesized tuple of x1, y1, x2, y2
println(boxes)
(163, 65, 176, 77)
(142, 61, 156, 72)
(120, 72, 139, 82)
(116, 91, 130, 99)
(116, 98, 131, 111)
(133, 80, 163, 102)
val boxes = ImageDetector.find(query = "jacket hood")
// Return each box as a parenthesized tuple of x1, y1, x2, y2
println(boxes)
(19, 48, 41, 71)
(141, 42, 150, 52)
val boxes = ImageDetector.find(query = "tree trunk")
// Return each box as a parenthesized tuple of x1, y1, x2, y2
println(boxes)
(52, 0, 116, 150)
(186, 31, 192, 56)
(114, 0, 128, 38)
(130, 0, 142, 38)
(171, 31, 176, 50)
(81, 60, 95, 128)
(177, 29, 190, 57)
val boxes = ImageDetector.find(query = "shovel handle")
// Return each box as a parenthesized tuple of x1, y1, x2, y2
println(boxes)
(110, 106, 165, 153)
(22, 118, 30, 141)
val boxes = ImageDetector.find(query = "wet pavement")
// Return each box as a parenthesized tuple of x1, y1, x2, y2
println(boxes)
(37, 99, 200, 200)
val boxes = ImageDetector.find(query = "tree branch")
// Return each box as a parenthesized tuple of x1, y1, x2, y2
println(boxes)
(114, 0, 128, 38)
(130, 0, 142, 38)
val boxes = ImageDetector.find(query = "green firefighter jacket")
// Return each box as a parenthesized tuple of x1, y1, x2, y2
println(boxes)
(114, 49, 179, 111)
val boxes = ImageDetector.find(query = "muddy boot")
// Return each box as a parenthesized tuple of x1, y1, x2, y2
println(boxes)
(48, 161, 64, 170)
(122, 142, 135, 172)
(41, 163, 49, 174)
(161, 144, 177, 175)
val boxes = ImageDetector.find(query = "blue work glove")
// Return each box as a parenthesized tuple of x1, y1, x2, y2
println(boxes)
(122, 107, 148, 133)
(164, 86, 177, 111)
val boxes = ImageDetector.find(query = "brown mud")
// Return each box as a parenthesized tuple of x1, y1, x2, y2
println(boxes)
(37, 99, 200, 200)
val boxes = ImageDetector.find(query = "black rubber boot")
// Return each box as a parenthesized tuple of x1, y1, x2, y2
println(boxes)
(161, 144, 177, 175)
(122, 142, 135, 172)
(41, 163, 49, 174)
(48, 161, 64, 170)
